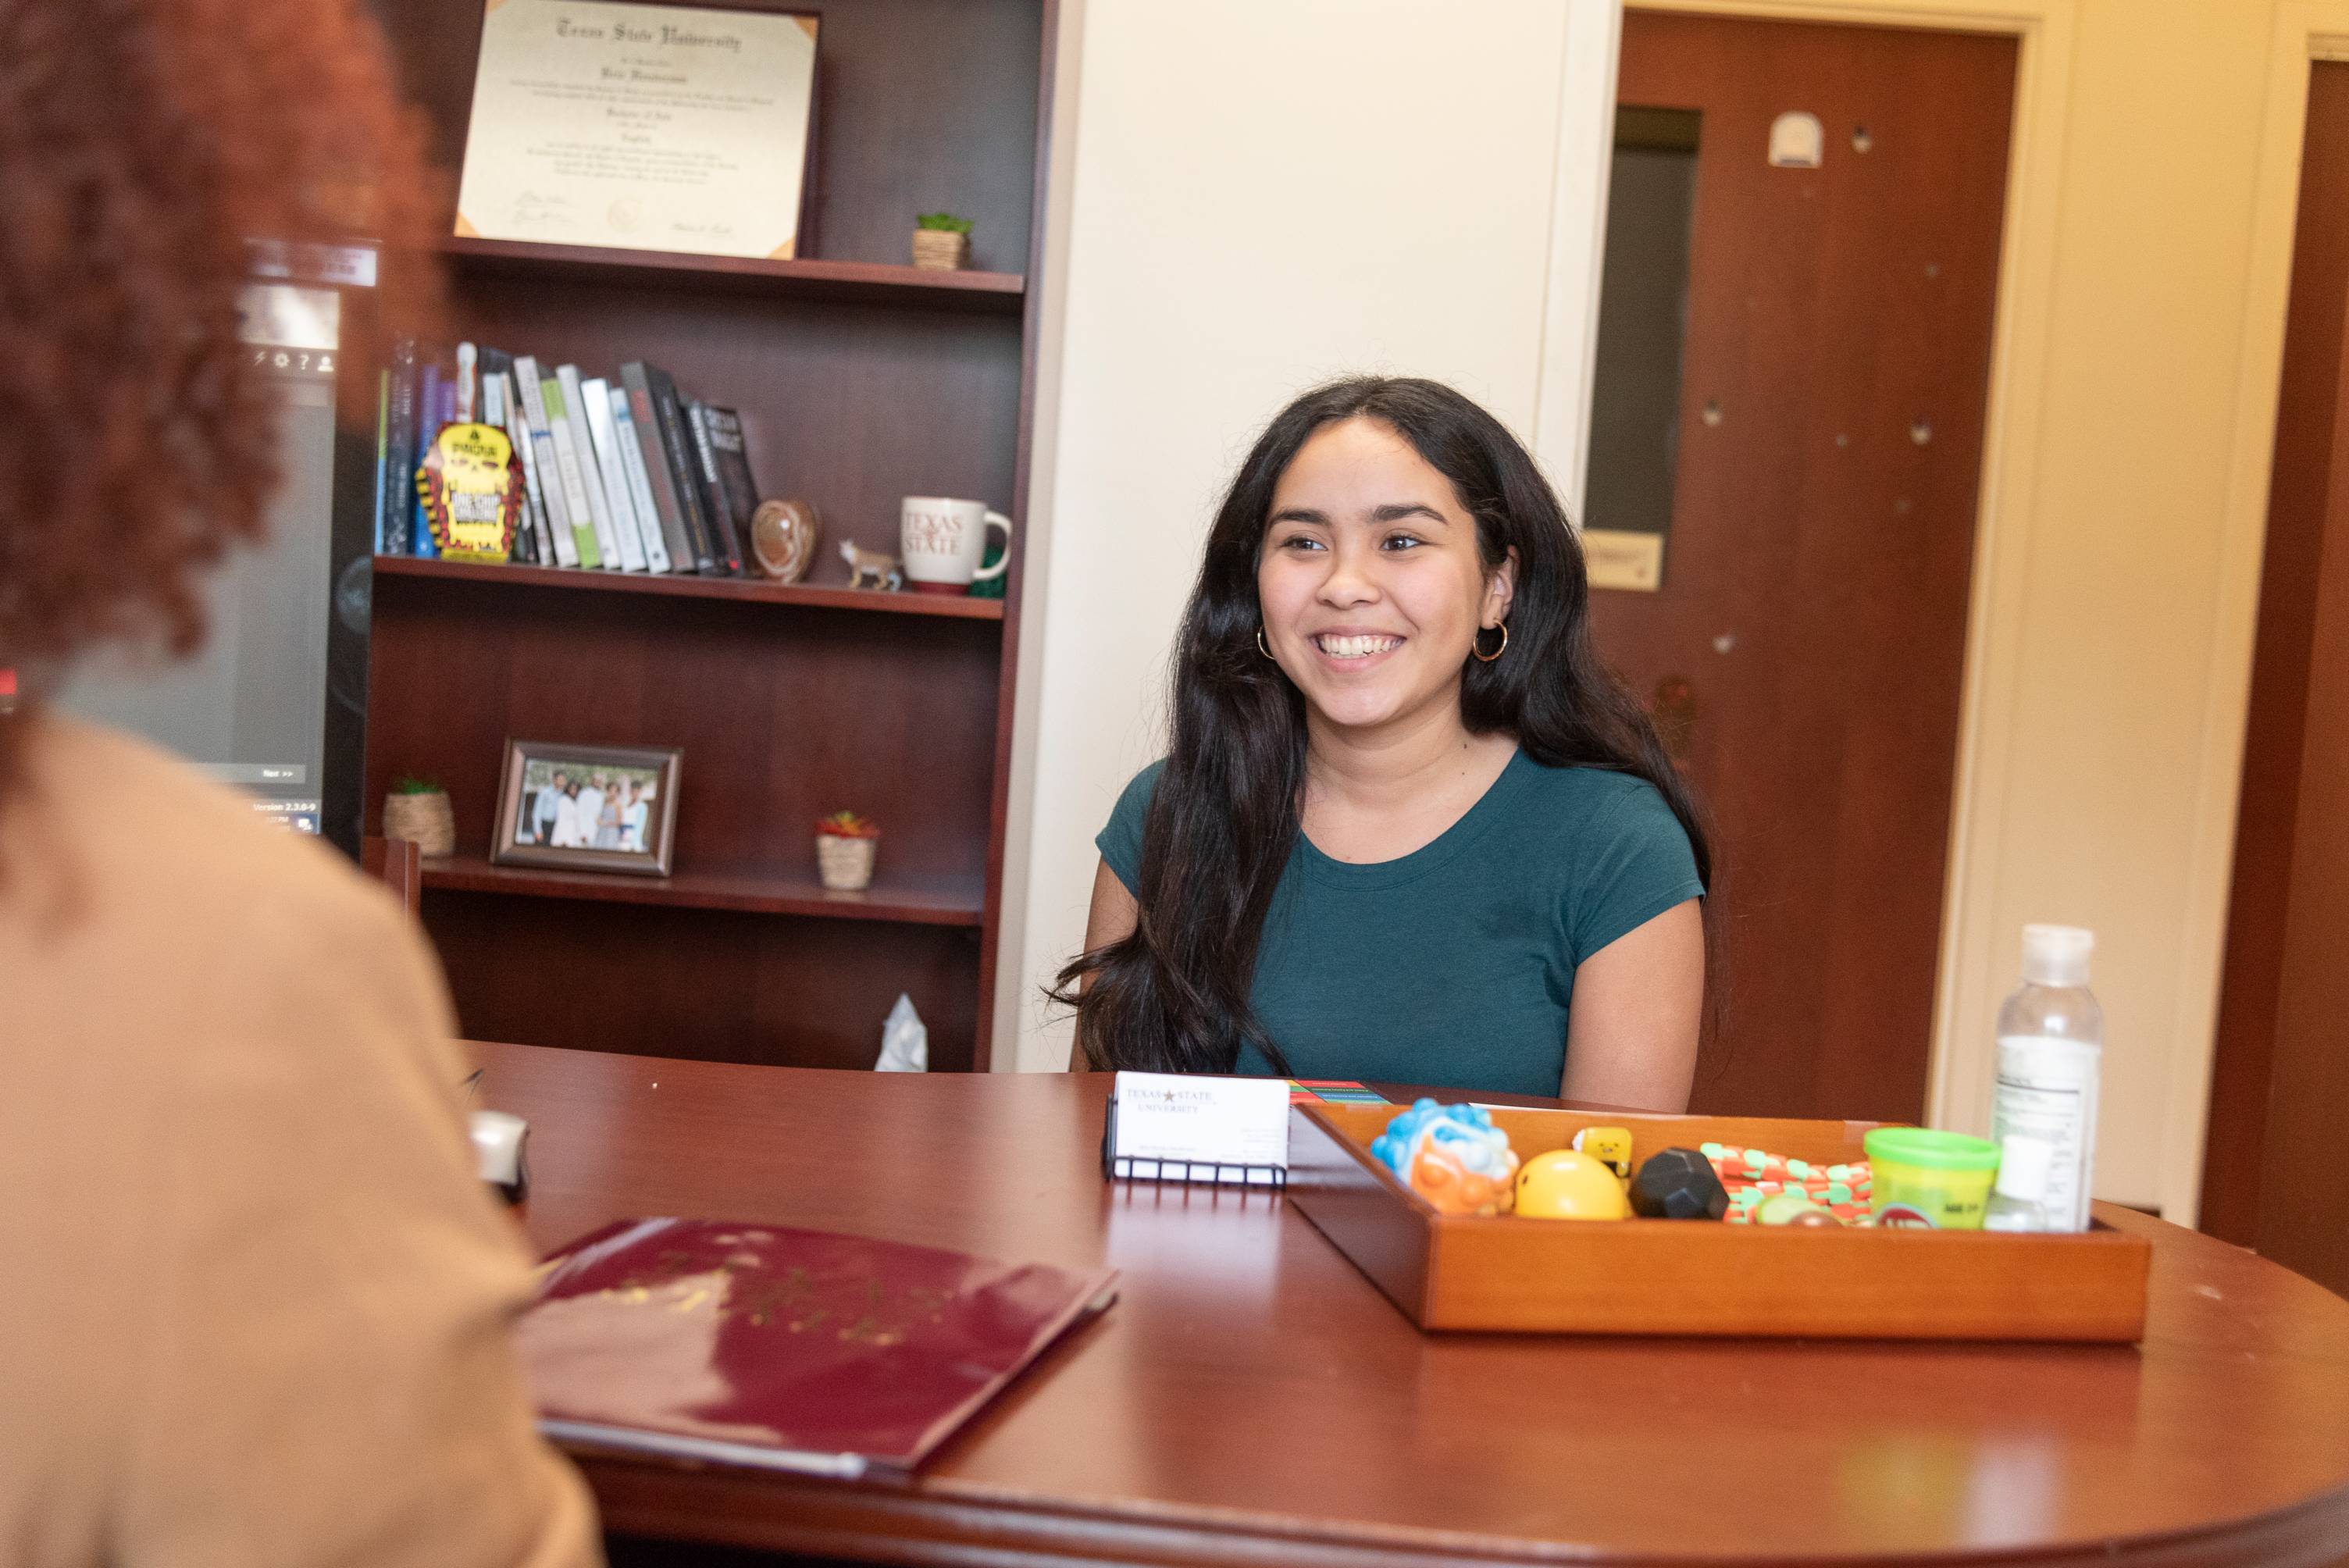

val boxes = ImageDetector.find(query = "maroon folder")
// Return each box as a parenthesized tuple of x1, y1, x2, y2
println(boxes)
(519, 1218, 1118, 1478)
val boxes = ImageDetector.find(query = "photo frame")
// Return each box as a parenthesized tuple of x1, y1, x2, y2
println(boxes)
(492, 740, 682, 877)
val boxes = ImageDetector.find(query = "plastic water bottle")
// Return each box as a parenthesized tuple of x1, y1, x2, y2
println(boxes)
(1989, 925, 2103, 1232)
(1982, 1134, 2057, 1232)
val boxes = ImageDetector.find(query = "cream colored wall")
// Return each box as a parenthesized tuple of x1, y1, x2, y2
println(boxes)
(1003, 0, 2315, 1227)
(996, 0, 1621, 1075)
(1920, 0, 2282, 1219)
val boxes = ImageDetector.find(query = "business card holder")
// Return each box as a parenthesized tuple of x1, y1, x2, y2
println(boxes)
(1100, 1093, 1288, 1188)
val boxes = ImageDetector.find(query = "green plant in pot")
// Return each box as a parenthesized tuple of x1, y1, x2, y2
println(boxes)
(911, 212, 973, 271)
(382, 773, 456, 857)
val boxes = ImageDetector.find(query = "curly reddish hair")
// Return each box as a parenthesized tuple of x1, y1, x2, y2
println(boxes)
(0, 0, 441, 793)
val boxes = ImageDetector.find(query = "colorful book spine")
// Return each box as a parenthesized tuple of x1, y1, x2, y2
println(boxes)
(552, 365, 621, 569)
(512, 358, 581, 568)
(619, 362, 699, 575)
(608, 385, 674, 573)
(379, 340, 416, 557)
(685, 401, 747, 576)
(412, 358, 442, 556)
(579, 375, 649, 572)
(415, 374, 457, 558)
(537, 372, 605, 568)
(643, 364, 725, 575)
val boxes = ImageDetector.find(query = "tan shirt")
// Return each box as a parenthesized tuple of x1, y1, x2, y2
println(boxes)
(0, 718, 600, 1568)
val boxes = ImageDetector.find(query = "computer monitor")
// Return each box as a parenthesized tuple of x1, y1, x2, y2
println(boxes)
(52, 271, 363, 846)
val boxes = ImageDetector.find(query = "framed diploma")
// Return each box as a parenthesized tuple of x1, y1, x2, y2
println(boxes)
(454, 0, 818, 261)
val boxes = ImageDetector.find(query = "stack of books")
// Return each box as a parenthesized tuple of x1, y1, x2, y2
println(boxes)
(372, 340, 762, 577)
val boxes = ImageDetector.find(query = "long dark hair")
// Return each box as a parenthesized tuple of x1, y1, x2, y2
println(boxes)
(1057, 376, 1712, 1073)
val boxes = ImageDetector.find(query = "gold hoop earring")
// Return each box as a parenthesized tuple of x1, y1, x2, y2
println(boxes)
(1472, 622, 1509, 663)
(1256, 628, 1276, 660)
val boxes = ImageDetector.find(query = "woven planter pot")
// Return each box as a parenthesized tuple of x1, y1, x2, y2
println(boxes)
(910, 230, 969, 271)
(382, 789, 455, 857)
(815, 832, 878, 892)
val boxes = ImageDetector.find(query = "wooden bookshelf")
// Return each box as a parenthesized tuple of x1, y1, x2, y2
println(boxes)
(438, 237, 1026, 313)
(355, 0, 1056, 1073)
(420, 854, 986, 927)
(372, 554, 1007, 621)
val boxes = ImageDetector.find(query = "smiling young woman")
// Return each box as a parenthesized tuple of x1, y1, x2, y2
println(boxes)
(1057, 377, 1712, 1108)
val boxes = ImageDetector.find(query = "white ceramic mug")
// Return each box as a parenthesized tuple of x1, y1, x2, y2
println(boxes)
(900, 497, 1013, 594)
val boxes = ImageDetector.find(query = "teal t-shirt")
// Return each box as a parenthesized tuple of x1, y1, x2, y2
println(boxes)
(1096, 750, 1703, 1096)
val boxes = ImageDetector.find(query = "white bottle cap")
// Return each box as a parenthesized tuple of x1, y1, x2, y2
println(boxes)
(1993, 1135, 2055, 1200)
(2021, 923, 2094, 987)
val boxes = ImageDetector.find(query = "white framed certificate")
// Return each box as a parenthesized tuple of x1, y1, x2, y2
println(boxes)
(454, 0, 818, 261)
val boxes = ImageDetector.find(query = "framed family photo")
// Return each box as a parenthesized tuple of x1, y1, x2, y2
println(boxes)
(492, 740, 682, 877)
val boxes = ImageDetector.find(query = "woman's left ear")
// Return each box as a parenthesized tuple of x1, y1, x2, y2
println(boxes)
(1484, 547, 1520, 626)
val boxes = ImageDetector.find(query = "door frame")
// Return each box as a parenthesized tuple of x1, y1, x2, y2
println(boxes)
(2190, 5, 2349, 1231)
(1538, 0, 2329, 1227)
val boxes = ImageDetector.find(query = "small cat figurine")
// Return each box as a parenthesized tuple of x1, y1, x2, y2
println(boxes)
(839, 540, 902, 591)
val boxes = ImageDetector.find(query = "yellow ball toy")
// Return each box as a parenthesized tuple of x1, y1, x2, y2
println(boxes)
(1514, 1149, 1629, 1221)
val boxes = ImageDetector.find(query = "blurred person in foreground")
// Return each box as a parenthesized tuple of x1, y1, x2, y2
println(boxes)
(0, 2, 598, 1563)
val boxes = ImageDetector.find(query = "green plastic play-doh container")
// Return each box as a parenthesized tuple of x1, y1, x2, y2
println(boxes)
(1863, 1128, 2001, 1230)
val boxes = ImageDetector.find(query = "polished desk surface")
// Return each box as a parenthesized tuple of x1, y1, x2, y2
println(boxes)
(472, 1042, 2349, 1567)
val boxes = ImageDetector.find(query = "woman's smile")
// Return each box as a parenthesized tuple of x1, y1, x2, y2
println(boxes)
(1310, 629, 1406, 668)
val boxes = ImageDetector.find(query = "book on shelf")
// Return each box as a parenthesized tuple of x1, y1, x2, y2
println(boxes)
(579, 375, 657, 572)
(684, 400, 749, 576)
(487, 360, 555, 565)
(618, 362, 701, 573)
(535, 370, 606, 568)
(606, 384, 675, 574)
(378, 340, 418, 557)
(476, 368, 534, 565)
(476, 351, 536, 565)
(553, 365, 626, 570)
(412, 358, 444, 558)
(519, 1217, 1118, 1479)
(512, 357, 582, 568)
(372, 346, 773, 581)
(642, 363, 729, 576)
(697, 404, 761, 574)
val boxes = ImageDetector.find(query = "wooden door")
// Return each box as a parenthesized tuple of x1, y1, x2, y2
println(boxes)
(2200, 63, 2349, 1297)
(1595, 13, 2016, 1121)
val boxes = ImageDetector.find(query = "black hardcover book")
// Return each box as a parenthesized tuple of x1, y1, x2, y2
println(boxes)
(643, 364, 725, 576)
(686, 401, 747, 579)
(619, 362, 697, 574)
(378, 338, 417, 556)
(692, 404, 757, 578)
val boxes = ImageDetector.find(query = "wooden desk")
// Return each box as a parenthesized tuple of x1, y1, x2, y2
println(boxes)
(472, 1041, 2349, 1566)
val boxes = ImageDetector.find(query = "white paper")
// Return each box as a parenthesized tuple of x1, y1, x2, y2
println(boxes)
(454, 0, 818, 260)
(875, 993, 927, 1073)
(1111, 1072, 1289, 1170)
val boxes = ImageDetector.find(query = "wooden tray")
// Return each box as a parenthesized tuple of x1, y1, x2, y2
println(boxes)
(1286, 1102, 2151, 1342)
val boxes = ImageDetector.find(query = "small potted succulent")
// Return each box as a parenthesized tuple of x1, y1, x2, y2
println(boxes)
(814, 810, 880, 892)
(911, 212, 973, 271)
(383, 773, 456, 857)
